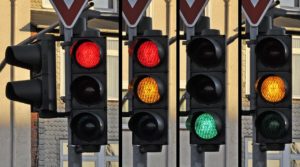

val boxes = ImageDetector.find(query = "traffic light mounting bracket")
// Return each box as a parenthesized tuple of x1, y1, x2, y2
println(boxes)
(197, 144, 220, 152)
(259, 143, 285, 151)
(139, 145, 163, 153)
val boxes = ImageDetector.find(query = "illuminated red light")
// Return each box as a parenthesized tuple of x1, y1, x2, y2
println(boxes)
(76, 41, 101, 69)
(137, 41, 160, 68)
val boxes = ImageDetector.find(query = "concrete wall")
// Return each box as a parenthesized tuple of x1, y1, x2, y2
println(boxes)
(0, 0, 31, 167)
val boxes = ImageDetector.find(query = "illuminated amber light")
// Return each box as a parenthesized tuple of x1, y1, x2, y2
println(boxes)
(260, 76, 286, 103)
(137, 77, 160, 103)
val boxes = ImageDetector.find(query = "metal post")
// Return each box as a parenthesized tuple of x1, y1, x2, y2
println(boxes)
(133, 145, 147, 167)
(252, 131, 267, 167)
(249, 26, 266, 167)
(191, 145, 205, 167)
(64, 28, 82, 167)
(128, 27, 137, 43)
(185, 26, 195, 118)
(127, 26, 137, 101)
(249, 27, 257, 111)
(186, 27, 195, 41)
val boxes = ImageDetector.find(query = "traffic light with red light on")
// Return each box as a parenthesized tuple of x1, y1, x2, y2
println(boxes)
(128, 30, 168, 148)
(5, 34, 57, 118)
(70, 33, 107, 152)
(186, 30, 226, 151)
(255, 31, 292, 149)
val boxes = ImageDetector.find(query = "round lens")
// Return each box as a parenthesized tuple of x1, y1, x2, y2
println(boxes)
(136, 77, 161, 104)
(128, 112, 164, 141)
(71, 76, 102, 105)
(71, 113, 103, 141)
(256, 38, 287, 68)
(76, 41, 101, 68)
(260, 75, 286, 103)
(256, 111, 287, 139)
(194, 113, 218, 140)
(137, 41, 161, 67)
(187, 38, 221, 67)
(139, 116, 158, 136)
(187, 75, 222, 104)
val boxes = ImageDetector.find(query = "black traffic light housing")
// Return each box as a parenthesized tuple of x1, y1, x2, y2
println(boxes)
(70, 110, 107, 151)
(130, 33, 169, 109)
(186, 29, 226, 151)
(5, 34, 57, 118)
(128, 30, 168, 148)
(255, 29, 292, 150)
(70, 31, 107, 152)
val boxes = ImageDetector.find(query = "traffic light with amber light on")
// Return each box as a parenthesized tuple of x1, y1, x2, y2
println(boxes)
(70, 32, 107, 152)
(5, 34, 57, 118)
(186, 30, 226, 151)
(128, 30, 168, 148)
(255, 31, 292, 149)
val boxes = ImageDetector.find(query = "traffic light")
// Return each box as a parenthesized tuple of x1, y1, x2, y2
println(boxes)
(128, 30, 168, 148)
(255, 31, 292, 149)
(69, 31, 107, 152)
(5, 35, 57, 118)
(186, 30, 226, 151)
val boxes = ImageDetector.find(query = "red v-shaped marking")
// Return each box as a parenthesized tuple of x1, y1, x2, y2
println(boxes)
(52, 0, 86, 27)
(242, 0, 271, 25)
(180, 0, 208, 26)
(123, 0, 150, 26)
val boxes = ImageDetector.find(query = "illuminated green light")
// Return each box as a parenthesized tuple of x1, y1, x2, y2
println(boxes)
(194, 113, 218, 140)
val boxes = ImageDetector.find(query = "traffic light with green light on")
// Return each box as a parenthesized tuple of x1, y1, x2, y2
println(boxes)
(5, 34, 57, 118)
(69, 31, 107, 152)
(255, 31, 292, 150)
(186, 29, 226, 151)
(128, 30, 168, 149)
